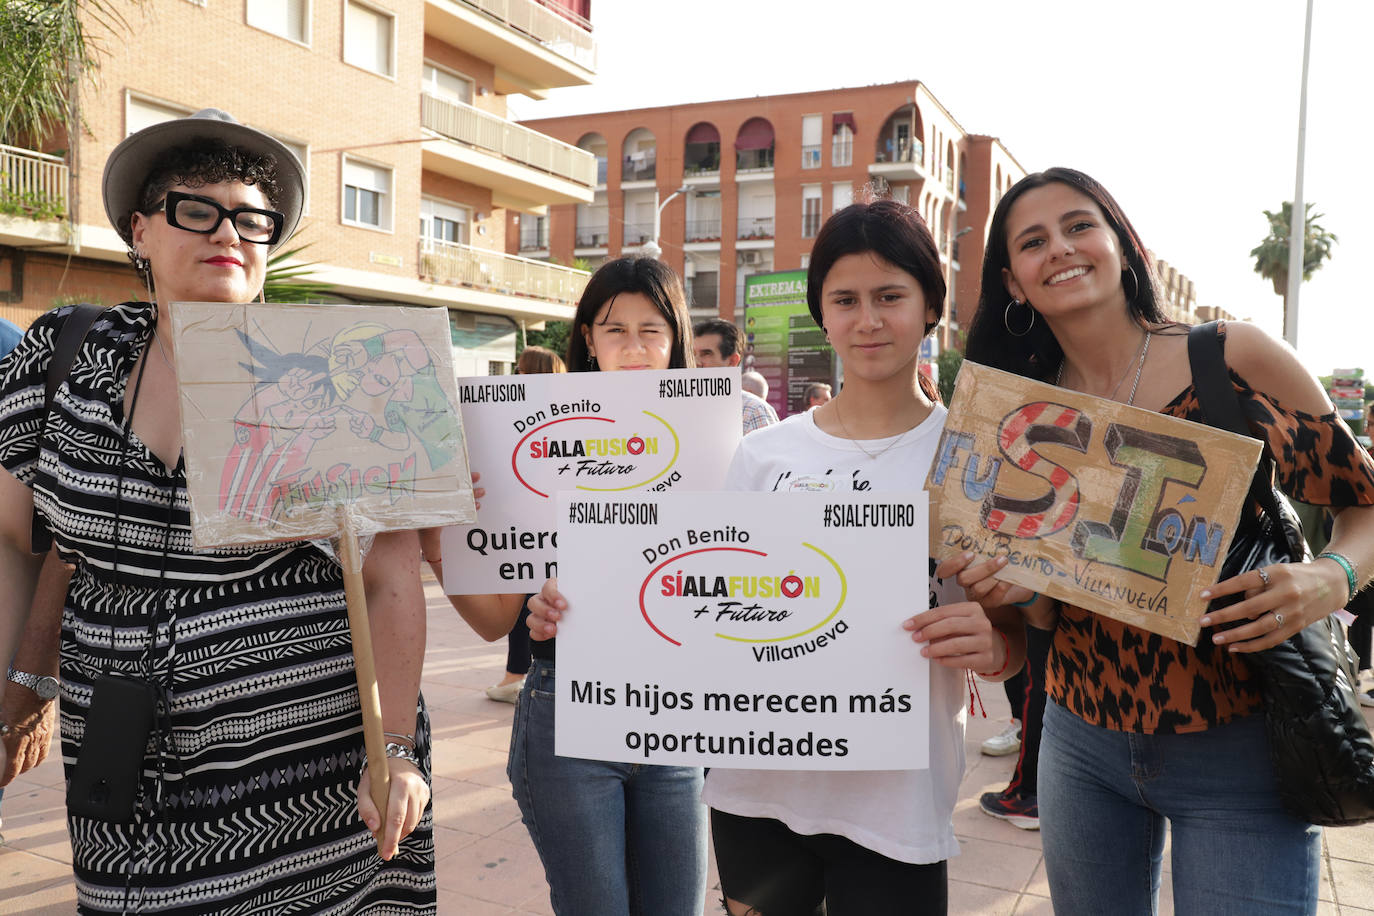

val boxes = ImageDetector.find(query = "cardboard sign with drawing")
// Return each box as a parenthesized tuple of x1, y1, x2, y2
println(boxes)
(927, 362, 1262, 645)
(171, 301, 475, 546)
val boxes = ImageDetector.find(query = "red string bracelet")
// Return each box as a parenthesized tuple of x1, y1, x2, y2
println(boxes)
(975, 628, 1011, 679)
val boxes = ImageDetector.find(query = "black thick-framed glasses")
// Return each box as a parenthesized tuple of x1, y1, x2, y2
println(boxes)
(147, 190, 285, 245)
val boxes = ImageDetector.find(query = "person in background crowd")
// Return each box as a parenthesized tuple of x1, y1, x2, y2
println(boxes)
(0, 316, 24, 838)
(955, 166, 1374, 914)
(694, 317, 778, 434)
(977, 624, 1050, 830)
(741, 369, 769, 402)
(803, 381, 833, 409)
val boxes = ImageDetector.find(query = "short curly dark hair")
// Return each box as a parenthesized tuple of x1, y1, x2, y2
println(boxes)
(121, 137, 282, 285)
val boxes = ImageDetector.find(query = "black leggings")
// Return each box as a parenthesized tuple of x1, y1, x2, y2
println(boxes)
(506, 600, 532, 675)
(710, 809, 947, 916)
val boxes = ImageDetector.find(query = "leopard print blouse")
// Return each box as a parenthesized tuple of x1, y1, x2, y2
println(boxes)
(1047, 328, 1374, 734)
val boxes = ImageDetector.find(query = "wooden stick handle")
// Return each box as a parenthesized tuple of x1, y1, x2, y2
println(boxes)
(340, 520, 391, 829)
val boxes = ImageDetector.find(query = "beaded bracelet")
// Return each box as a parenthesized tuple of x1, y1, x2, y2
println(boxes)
(976, 628, 1012, 679)
(1316, 550, 1359, 603)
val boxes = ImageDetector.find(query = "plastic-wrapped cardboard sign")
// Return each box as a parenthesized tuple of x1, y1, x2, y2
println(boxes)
(927, 362, 1262, 645)
(170, 302, 476, 547)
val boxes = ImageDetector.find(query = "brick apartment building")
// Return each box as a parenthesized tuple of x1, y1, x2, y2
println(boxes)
(517, 82, 1224, 353)
(0, 0, 598, 376)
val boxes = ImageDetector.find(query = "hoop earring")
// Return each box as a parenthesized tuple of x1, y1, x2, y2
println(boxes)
(1004, 299, 1036, 337)
(1122, 264, 1140, 303)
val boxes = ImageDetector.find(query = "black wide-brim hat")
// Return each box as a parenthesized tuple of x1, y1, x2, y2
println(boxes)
(102, 108, 305, 249)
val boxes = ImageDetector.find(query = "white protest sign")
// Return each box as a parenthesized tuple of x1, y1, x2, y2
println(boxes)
(555, 491, 931, 770)
(441, 369, 742, 593)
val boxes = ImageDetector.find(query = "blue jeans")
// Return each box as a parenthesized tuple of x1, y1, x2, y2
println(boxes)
(508, 660, 707, 916)
(1039, 701, 1321, 915)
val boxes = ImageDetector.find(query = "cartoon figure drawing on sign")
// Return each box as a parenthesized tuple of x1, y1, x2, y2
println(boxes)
(221, 330, 340, 518)
(329, 324, 454, 471)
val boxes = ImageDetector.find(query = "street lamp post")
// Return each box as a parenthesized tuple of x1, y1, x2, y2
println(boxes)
(1284, 0, 1314, 348)
(641, 185, 692, 260)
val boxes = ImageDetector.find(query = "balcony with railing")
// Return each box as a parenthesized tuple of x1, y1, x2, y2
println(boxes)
(519, 223, 549, 251)
(439, 0, 597, 83)
(735, 147, 774, 174)
(418, 239, 589, 306)
(575, 227, 609, 248)
(622, 151, 656, 183)
(737, 216, 775, 241)
(622, 222, 653, 246)
(420, 92, 596, 206)
(869, 138, 927, 184)
(0, 145, 68, 224)
(945, 167, 955, 193)
(685, 219, 722, 243)
(801, 145, 822, 170)
(684, 143, 720, 179)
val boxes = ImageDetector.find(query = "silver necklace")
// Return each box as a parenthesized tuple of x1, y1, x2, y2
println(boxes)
(831, 398, 915, 460)
(1055, 331, 1152, 406)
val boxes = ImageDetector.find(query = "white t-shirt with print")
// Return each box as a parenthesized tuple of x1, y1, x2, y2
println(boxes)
(701, 403, 966, 865)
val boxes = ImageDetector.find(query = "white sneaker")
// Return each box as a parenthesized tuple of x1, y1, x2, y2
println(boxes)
(981, 720, 1022, 757)
(486, 678, 525, 703)
(1360, 688, 1374, 709)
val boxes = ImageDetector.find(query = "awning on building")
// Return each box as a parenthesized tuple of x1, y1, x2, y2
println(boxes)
(685, 122, 720, 144)
(734, 118, 774, 151)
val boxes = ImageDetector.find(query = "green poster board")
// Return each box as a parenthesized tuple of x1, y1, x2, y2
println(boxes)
(744, 270, 833, 417)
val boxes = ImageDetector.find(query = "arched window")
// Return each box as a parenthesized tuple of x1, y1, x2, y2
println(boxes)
(876, 105, 924, 167)
(684, 122, 721, 176)
(577, 132, 608, 185)
(622, 128, 656, 182)
(735, 118, 775, 172)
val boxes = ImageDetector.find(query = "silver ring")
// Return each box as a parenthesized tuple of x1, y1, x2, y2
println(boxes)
(1273, 611, 1284, 627)
(1257, 567, 1271, 588)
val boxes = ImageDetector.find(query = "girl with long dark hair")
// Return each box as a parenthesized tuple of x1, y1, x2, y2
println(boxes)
(959, 167, 1374, 914)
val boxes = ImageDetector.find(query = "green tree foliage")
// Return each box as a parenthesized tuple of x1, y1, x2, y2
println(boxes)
(524, 321, 571, 363)
(936, 347, 963, 406)
(1250, 202, 1338, 334)
(263, 244, 335, 303)
(0, 0, 132, 146)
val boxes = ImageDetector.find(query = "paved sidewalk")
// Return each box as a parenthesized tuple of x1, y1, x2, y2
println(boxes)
(4, 575, 1374, 913)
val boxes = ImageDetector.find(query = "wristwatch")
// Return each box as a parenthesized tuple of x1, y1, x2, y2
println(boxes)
(6, 667, 59, 701)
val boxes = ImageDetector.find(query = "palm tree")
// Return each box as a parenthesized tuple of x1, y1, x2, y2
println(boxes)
(0, 0, 131, 146)
(1250, 202, 1338, 336)
(264, 244, 335, 303)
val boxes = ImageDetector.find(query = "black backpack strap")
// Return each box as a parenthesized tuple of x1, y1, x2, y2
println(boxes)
(31, 303, 103, 554)
(1186, 321, 1297, 552)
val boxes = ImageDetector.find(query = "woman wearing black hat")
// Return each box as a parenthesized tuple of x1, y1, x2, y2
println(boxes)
(0, 110, 435, 913)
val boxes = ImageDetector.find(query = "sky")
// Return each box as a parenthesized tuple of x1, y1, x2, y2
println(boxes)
(509, 0, 1372, 377)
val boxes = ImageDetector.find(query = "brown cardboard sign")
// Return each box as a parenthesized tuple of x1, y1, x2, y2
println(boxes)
(170, 301, 475, 547)
(927, 361, 1262, 645)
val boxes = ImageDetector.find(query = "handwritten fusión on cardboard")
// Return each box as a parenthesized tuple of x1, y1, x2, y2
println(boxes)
(927, 361, 1262, 645)
(171, 301, 476, 546)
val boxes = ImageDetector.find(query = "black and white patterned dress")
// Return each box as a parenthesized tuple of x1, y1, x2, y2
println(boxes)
(0, 303, 436, 914)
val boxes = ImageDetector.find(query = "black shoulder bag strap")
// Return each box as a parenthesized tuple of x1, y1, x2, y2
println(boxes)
(1186, 320, 1303, 560)
(31, 303, 103, 554)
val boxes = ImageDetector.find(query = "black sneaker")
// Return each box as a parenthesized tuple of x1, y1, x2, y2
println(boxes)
(979, 789, 1039, 830)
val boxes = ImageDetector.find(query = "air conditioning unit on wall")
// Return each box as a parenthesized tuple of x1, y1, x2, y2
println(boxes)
(738, 250, 763, 267)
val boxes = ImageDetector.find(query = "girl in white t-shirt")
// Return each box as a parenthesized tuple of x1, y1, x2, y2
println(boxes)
(530, 196, 1027, 915)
